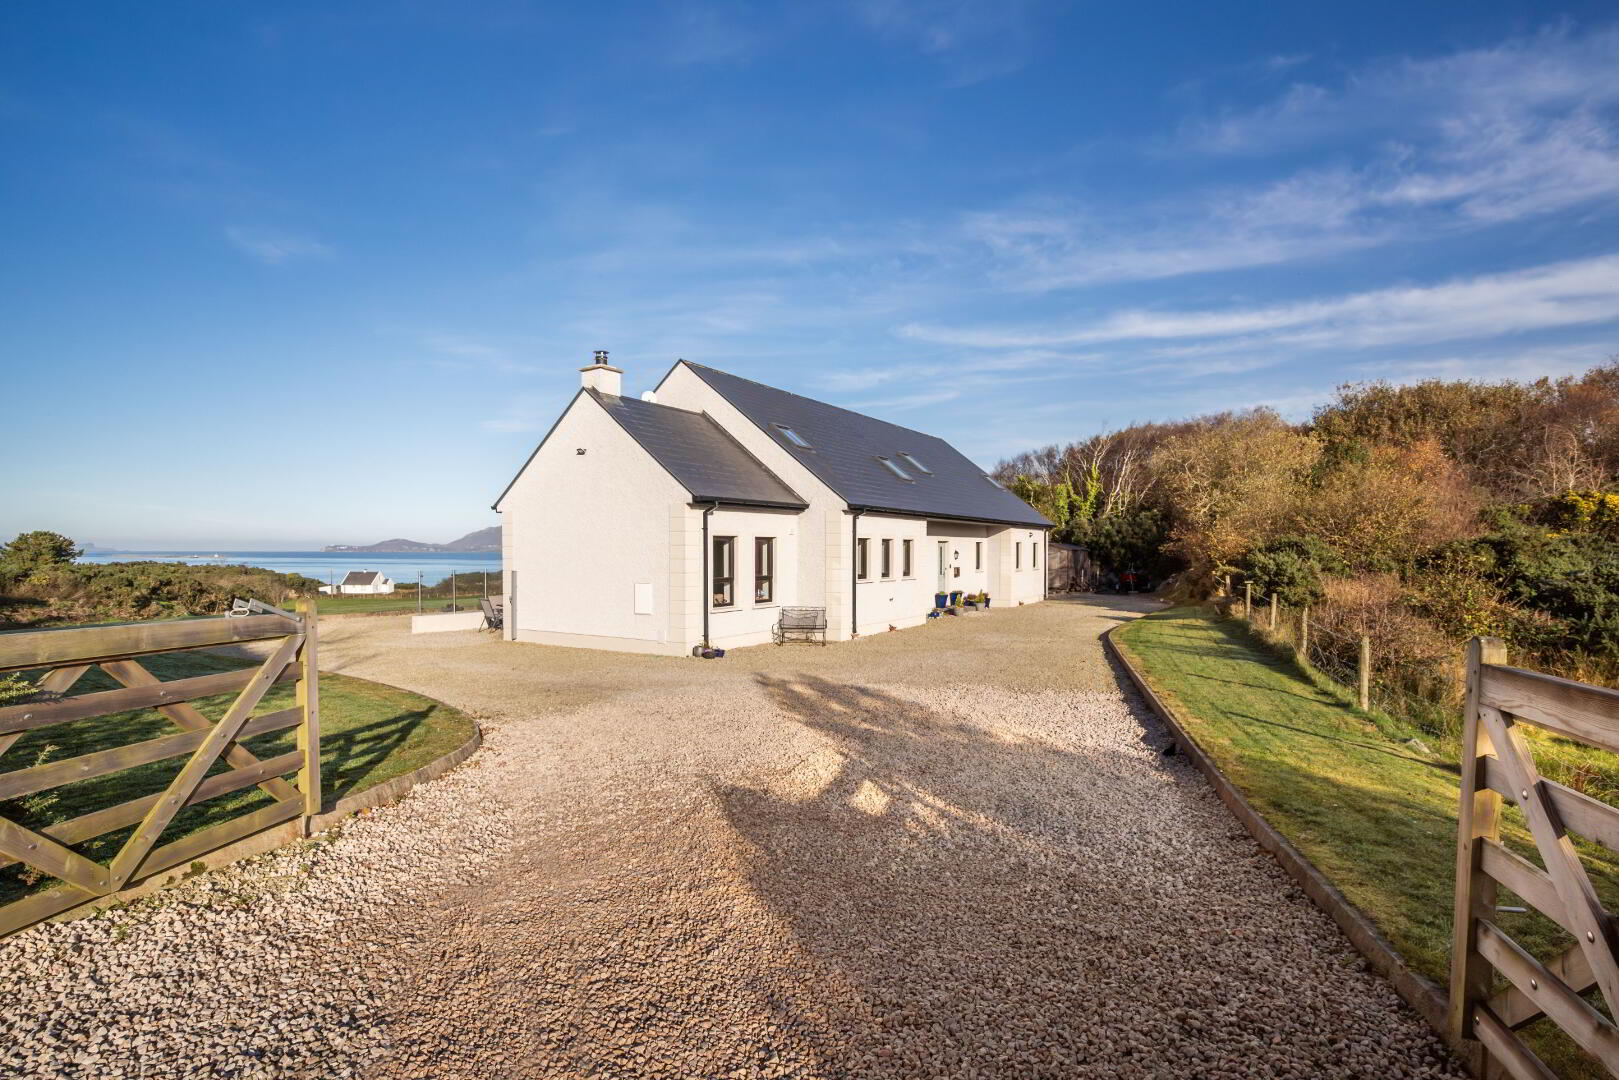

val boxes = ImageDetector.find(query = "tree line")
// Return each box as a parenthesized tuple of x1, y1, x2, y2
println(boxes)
(996, 361, 1619, 685)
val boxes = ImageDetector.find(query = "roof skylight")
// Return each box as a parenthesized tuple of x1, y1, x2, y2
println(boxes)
(774, 424, 812, 449)
(898, 452, 931, 475)
(878, 456, 913, 481)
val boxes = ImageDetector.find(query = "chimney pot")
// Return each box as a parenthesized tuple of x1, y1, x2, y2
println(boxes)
(579, 349, 624, 396)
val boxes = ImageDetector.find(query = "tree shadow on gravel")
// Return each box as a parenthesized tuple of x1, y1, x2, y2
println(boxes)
(707, 672, 1358, 1080)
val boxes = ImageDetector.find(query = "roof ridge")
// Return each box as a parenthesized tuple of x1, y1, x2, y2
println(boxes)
(682, 361, 947, 445)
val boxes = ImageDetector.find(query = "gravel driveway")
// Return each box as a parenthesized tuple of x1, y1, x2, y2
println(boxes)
(1, 596, 1462, 1079)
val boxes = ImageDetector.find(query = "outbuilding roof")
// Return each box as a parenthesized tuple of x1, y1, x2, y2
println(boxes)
(340, 570, 380, 586)
(588, 389, 807, 510)
(677, 362, 1053, 528)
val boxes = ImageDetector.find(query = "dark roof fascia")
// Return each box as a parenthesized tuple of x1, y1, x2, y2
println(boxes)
(587, 389, 808, 509)
(491, 387, 587, 511)
(847, 503, 1054, 530)
(687, 498, 807, 512)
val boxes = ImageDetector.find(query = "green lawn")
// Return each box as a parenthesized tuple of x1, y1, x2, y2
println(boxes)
(1, 649, 476, 905)
(1115, 605, 1617, 1079)
(310, 592, 492, 615)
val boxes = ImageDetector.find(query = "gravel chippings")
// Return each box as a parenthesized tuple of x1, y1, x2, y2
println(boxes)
(0, 597, 1467, 1079)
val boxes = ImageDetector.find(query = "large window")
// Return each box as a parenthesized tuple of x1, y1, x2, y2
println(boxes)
(712, 536, 735, 608)
(754, 537, 774, 603)
(856, 538, 870, 580)
(901, 539, 913, 577)
(880, 539, 893, 578)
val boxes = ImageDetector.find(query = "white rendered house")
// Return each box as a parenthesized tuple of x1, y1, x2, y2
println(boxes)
(493, 353, 1052, 655)
(319, 570, 395, 595)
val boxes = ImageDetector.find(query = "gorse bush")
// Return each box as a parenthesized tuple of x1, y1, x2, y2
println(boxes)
(0, 539, 321, 628)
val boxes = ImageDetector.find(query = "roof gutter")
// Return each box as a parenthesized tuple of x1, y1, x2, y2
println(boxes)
(846, 504, 1053, 530)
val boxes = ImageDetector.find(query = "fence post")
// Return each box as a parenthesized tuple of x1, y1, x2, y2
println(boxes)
(1299, 605, 1309, 660)
(1244, 581, 1252, 620)
(296, 597, 322, 826)
(1269, 592, 1278, 630)
(1357, 635, 1371, 711)
(1449, 636, 1508, 1051)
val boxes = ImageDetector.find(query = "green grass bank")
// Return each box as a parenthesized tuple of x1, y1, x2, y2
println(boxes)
(1114, 605, 1619, 1079)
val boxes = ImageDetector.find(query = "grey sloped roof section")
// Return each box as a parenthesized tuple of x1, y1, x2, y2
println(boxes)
(682, 362, 1052, 527)
(588, 389, 806, 509)
(341, 571, 379, 586)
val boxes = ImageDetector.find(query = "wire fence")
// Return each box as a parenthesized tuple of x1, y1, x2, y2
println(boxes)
(1221, 577, 1464, 741)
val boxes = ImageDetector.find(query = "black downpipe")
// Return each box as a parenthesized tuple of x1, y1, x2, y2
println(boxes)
(850, 510, 864, 639)
(700, 502, 718, 649)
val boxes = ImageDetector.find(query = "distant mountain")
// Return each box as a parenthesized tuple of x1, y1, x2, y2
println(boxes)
(323, 526, 500, 553)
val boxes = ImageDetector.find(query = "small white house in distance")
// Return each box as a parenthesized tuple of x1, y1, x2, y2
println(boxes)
(319, 570, 395, 596)
(493, 353, 1052, 655)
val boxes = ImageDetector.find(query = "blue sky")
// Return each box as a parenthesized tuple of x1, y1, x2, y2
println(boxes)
(3, 2, 1618, 549)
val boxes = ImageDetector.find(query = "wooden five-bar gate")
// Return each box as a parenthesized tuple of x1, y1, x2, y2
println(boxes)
(0, 603, 318, 936)
(1453, 636, 1619, 1078)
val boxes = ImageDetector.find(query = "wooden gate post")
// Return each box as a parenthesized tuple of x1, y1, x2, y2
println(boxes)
(1449, 636, 1508, 1049)
(296, 597, 322, 826)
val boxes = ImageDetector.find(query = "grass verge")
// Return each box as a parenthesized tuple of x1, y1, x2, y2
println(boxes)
(1, 649, 476, 905)
(312, 593, 493, 615)
(1114, 604, 1619, 1080)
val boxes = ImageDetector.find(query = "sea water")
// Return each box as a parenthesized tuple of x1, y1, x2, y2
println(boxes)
(77, 550, 501, 587)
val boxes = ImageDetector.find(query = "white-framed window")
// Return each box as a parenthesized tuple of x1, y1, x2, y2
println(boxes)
(880, 539, 893, 578)
(1032, 541, 1039, 569)
(901, 539, 913, 577)
(1015, 542, 1022, 569)
(856, 538, 870, 580)
(755, 537, 774, 603)
(774, 424, 812, 449)
(712, 536, 735, 608)
(877, 456, 913, 481)
(975, 541, 982, 570)
(898, 452, 931, 475)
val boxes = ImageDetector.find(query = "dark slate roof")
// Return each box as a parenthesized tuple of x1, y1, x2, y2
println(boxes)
(678, 363, 1052, 528)
(588, 389, 806, 509)
(341, 571, 380, 586)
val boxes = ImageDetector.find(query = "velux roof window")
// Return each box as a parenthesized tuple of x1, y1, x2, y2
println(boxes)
(898, 452, 931, 475)
(774, 424, 812, 449)
(878, 456, 913, 481)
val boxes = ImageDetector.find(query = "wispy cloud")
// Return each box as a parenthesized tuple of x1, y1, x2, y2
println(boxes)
(224, 226, 332, 264)
(901, 253, 1619, 352)
(850, 0, 1050, 83)
(962, 26, 1619, 289)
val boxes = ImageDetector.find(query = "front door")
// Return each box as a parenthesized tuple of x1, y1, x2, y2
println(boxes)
(937, 541, 950, 594)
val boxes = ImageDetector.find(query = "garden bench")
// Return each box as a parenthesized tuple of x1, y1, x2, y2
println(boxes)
(773, 606, 827, 645)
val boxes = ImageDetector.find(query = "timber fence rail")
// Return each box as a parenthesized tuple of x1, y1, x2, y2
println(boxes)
(1224, 577, 1462, 737)
(1451, 637, 1619, 1079)
(0, 602, 318, 937)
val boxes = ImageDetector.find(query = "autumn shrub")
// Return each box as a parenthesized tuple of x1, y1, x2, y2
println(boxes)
(1301, 440, 1479, 572)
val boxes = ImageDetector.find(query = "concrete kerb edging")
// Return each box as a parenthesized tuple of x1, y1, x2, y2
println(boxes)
(1101, 625, 1484, 1078)
(33, 724, 484, 932)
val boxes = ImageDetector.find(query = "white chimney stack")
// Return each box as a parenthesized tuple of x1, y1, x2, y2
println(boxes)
(579, 349, 623, 396)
